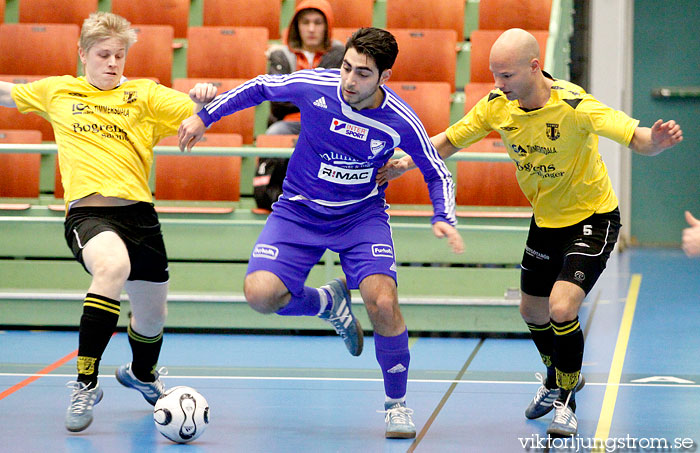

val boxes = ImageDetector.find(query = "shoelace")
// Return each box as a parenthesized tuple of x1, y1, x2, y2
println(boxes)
(532, 372, 558, 402)
(551, 390, 574, 425)
(325, 314, 351, 337)
(66, 381, 94, 414)
(378, 406, 415, 425)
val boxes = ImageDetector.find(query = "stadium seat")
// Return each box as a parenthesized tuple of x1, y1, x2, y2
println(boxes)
(456, 138, 529, 206)
(464, 82, 499, 138)
(155, 133, 243, 202)
(297, 0, 373, 29)
(203, 0, 281, 40)
(385, 81, 451, 136)
(0, 129, 43, 199)
(478, 0, 553, 31)
(111, 0, 189, 38)
(0, 23, 80, 76)
(172, 78, 256, 144)
(255, 134, 297, 149)
(386, 0, 465, 41)
(186, 27, 268, 80)
(0, 75, 54, 141)
(388, 29, 458, 90)
(18, 0, 97, 26)
(123, 25, 174, 87)
(382, 81, 452, 205)
(469, 29, 548, 83)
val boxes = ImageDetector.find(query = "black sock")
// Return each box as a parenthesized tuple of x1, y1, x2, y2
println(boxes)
(128, 323, 163, 383)
(77, 293, 120, 388)
(551, 317, 584, 395)
(526, 321, 556, 388)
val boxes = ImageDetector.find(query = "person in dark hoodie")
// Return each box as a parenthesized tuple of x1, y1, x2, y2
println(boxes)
(254, 0, 345, 210)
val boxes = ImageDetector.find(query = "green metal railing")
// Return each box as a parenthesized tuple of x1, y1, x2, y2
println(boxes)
(0, 144, 513, 161)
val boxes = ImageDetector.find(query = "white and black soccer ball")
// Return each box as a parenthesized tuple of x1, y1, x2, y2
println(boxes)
(153, 386, 210, 443)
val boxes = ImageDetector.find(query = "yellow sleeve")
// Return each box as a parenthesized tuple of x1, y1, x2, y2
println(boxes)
(11, 77, 56, 117)
(575, 96, 640, 147)
(445, 95, 493, 149)
(149, 83, 196, 142)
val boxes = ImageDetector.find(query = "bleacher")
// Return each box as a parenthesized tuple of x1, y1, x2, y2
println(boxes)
(0, 0, 574, 334)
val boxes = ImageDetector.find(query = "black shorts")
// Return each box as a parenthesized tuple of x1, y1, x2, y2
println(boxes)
(520, 208, 620, 297)
(64, 202, 169, 283)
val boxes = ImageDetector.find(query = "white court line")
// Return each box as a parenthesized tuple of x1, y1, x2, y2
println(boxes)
(0, 373, 698, 388)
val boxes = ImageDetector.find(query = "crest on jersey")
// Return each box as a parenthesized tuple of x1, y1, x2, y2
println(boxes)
(370, 139, 386, 156)
(546, 123, 560, 141)
(123, 91, 138, 104)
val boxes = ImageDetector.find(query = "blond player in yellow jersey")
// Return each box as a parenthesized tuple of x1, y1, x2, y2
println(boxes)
(378, 28, 683, 437)
(0, 12, 217, 433)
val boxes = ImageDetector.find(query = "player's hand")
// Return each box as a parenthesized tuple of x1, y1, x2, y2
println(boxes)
(189, 83, 218, 105)
(432, 221, 464, 254)
(177, 115, 206, 152)
(651, 119, 683, 152)
(682, 211, 700, 257)
(376, 158, 411, 186)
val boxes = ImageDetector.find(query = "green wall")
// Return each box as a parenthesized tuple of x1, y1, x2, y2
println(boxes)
(631, 0, 700, 245)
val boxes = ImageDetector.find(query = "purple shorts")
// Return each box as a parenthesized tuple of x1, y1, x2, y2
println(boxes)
(246, 198, 397, 297)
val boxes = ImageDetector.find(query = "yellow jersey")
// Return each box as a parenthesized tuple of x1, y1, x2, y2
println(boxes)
(446, 75, 639, 228)
(12, 76, 195, 208)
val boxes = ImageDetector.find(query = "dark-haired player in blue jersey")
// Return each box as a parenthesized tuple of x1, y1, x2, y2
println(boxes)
(179, 27, 463, 439)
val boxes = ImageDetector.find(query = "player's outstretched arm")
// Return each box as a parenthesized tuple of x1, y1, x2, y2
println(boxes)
(177, 114, 207, 152)
(629, 119, 683, 156)
(682, 211, 700, 257)
(432, 221, 464, 254)
(376, 132, 462, 185)
(0, 81, 17, 108)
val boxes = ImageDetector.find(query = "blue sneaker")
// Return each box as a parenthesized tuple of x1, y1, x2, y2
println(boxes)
(547, 391, 578, 437)
(525, 372, 585, 419)
(115, 363, 166, 405)
(65, 381, 103, 432)
(382, 401, 416, 439)
(318, 278, 363, 356)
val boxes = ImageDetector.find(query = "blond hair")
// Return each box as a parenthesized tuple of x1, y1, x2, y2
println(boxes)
(79, 12, 137, 53)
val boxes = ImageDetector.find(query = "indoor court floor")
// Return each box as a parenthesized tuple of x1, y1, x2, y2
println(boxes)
(1, 248, 698, 452)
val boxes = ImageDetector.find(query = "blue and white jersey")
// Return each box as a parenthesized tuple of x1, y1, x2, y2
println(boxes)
(198, 68, 456, 225)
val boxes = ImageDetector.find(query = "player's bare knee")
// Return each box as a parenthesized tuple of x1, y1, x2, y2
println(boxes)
(243, 279, 277, 314)
(90, 256, 130, 284)
(549, 300, 577, 323)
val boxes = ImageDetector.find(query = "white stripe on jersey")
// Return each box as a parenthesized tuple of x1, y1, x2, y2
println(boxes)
(206, 71, 339, 114)
(384, 92, 456, 223)
(288, 185, 380, 207)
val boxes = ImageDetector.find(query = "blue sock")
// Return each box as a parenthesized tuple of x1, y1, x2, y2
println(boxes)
(275, 286, 325, 316)
(374, 328, 410, 399)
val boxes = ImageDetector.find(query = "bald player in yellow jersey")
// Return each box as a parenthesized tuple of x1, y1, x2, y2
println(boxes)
(378, 28, 683, 437)
(0, 12, 217, 433)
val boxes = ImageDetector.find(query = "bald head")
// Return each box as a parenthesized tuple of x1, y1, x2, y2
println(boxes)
(490, 28, 541, 67)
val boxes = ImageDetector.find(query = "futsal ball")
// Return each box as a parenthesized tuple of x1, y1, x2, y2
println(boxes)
(153, 386, 210, 443)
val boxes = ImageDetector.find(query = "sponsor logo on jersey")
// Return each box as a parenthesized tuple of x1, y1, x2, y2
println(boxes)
(330, 118, 369, 141)
(313, 96, 327, 109)
(72, 103, 94, 115)
(72, 103, 130, 116)
(371, 244, 394, 258)
(546, 122, 560, 141)
(68, 92, 87, 98)
(252, 244, 279, 260)
(318, 162, 372, 185)
(123, 90, 138, 104)
(500, 126, 518, 131)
